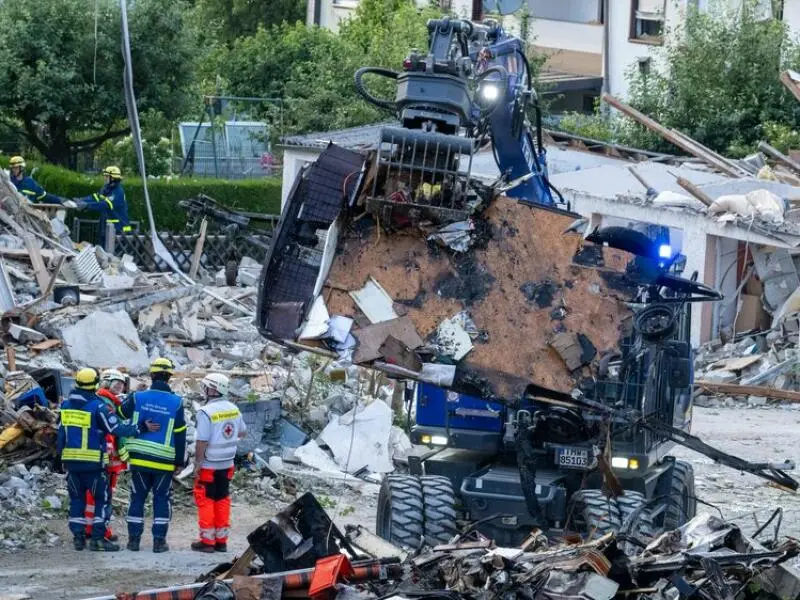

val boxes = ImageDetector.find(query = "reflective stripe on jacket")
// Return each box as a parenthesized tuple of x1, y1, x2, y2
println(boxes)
(123, 388, 183, 472)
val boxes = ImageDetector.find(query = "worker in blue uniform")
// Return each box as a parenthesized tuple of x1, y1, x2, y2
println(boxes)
(73, 166, 131, 248)
(8, 156, 66, 205)
(118, 357, 187, 553)
(57, 368, 157, 552)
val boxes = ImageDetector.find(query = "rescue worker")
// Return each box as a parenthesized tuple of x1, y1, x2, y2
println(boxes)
(8, 155, 68, 205)
(191, 373, 246, 553)
(74, 166, 131, 248)
(118, 358, 186, 553)
(84, 369, 129, 542)
(57, 368, 152, 552)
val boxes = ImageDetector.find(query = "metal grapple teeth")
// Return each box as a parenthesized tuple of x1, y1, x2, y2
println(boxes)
(370, 127, 475, 220)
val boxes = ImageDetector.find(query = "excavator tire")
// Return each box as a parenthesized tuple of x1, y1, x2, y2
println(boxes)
(663, 460, 696, 531)
(376, 475, 424, 549)
(420, 475, 458, 545)
(569, 489, 622, 539)
(616, 490, 657, 541)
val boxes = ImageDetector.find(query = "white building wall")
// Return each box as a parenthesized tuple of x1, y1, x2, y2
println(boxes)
(606, 0, 684, 99)
(529, 19, 604, 55)
(281, 148, 323, 210)
(783, 0, 800, 35)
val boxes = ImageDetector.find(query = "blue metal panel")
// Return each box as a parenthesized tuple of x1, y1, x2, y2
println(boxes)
(416, 383, 505, 432)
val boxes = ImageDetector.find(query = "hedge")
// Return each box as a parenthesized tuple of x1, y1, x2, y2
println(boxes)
(6, 160, 282, 232)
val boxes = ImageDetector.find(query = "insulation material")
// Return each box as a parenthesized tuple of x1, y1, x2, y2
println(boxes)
(326, 197, 632, 397)
(708, 189, 785, 223)
(318, 400, 395, 474)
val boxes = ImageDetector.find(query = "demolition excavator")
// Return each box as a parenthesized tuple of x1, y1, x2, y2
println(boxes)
(255, 16, 799, 549)
(354, 16, 562, 210)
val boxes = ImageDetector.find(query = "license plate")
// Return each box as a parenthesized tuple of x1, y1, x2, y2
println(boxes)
(556, 447, 590, 469)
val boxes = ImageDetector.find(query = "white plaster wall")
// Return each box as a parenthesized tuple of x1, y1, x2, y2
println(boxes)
(713, 236, 740, 338)
(529, 19, 604, 54)
(281, 148, 322, 210)
(606, 0, 685, 98)
(784, 0, 800, 36)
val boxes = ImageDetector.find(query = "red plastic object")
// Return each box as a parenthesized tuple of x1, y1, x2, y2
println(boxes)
(308, 554, 355, 600)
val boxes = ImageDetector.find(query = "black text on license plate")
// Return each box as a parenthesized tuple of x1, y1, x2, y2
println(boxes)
(557, 448, 589, 469)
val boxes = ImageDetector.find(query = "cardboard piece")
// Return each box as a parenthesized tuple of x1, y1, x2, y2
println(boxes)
(353, 316, 423, 363)
(736, 294, 770, 333)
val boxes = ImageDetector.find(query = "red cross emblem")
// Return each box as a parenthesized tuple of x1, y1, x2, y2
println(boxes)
(222, 423, 234, 439)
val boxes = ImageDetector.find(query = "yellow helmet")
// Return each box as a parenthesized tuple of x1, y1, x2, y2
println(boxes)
(149, 357, 175, 375)
(9, 156, 25, 169)
(102, 165, 122, 180)
(75, 367, 100, 390)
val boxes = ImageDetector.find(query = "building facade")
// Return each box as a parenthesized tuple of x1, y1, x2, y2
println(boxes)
(308, 0, 797, 109)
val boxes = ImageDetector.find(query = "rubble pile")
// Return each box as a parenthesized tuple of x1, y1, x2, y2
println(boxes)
(0, 165, 419, 554)
(0, 463, 65, 550)
(94, 493, 800, 600)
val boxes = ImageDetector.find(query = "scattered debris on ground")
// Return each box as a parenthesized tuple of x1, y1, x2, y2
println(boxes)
(85, 492, 800, 600)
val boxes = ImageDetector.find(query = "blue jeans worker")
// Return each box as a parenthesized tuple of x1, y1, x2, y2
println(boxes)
(117, 358, 186, 553)
(57, 367, 157, 552)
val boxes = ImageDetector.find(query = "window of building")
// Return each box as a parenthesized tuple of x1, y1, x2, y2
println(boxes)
(637, 56, 652, 77)
(630, 0, 666, 44)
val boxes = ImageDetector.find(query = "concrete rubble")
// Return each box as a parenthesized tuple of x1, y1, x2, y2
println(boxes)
(88, 493, 800, 600)
(0, 167, 414, 552)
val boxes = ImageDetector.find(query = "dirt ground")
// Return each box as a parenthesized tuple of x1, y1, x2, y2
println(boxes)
(2, 404, 800, 599)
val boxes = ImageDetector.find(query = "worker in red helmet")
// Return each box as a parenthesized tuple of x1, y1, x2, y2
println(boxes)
(84, 369, 129, 543)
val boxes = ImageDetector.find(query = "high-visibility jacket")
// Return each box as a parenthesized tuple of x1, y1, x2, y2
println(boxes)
(57, 388, 139, 473)
(119, 381, 186, 472)
(97, 388, 126, 474)
(196, 400, 245, 470)
(10, 174, 63, 204)
(78, 182, 131, 243)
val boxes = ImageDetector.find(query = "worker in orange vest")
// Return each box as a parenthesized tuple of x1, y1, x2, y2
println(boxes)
(84, 369, 129, 541)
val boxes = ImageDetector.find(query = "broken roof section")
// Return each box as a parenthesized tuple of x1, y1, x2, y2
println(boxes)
(258, 139, 637, 399)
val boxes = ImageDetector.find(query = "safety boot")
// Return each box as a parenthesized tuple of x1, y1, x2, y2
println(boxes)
(214, 542, 228, 553)
(89, 538, 121, 552)
(73, 535, 86, 551)
(126, 536, 140, 552)
(191, 541, 215, 553)
(153, 537, 170, 553)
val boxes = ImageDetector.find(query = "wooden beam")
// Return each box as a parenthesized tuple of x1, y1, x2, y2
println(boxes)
(757, 141, 800, 175)
(6, 346, 16, 371)
(695, 381, 800, 403)
(668, 172, 714, 207)
(189, 217, 208, 281)
(21, 233, 50, 292)
(780, 70, 800, 104)
(602, 93, 744, 177)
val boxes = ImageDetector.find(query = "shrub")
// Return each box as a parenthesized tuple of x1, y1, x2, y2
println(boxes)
(28, 163, 282, 232)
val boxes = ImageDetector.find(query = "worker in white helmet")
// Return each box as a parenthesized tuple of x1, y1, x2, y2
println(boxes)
(84, 368, 129, 543)
(191, 373, 246, 553)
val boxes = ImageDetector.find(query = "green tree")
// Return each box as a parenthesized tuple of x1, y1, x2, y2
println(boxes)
(626, 1, 800, 156)
(218, 0, 439, 134)
(196, 0, 306, 45)
(0, 0, 198, 167)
